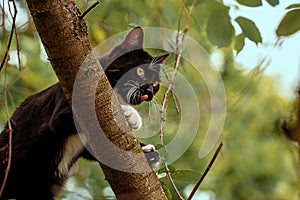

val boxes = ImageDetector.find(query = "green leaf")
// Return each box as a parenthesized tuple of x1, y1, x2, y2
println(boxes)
(276, 9, 300, 36)
(236, 17, 262, 44)
(236, 0, 262, 7)
(286, 3, 300, 9)
(171, 169, 201, 183)
(234, 34, 246, 55)
(266, 0, 279, 7)
(157, 165, 176, 174)
(160, 181, 172, 200)
(185, 0, 205, 6)
(155, 144, 165, 150)
(155, 144, 169, 162)
(206, 6, 234, 47)
(167, 165, 176, 173)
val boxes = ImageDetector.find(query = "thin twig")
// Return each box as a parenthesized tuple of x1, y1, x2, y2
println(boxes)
(171, 90, 180, 113)
(8, 0, 21, 70)
(159, 19, 183, 144)
(187, 142, 223, 200)
(165, 163, 185, 200)
(159, 0, 197, 145)
(14, 24, 22, 70)
(175, 6, 184, 56)
(79, 1, 100, 20)
(0, 1, 17, 197)
(162, 67, 180, 113)
(0, 53, 13, 199)
(0, 0, 17, 72)
(159, 1, 198, 198)
(0, 2, 4, 27)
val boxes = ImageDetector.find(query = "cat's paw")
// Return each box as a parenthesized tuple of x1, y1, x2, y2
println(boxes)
(121, 105, 142, 131)
(141, 144, 160, 168)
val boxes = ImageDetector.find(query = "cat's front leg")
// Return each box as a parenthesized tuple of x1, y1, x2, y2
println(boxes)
(120, 105, 160, 167)
(121, 105, 142, 131)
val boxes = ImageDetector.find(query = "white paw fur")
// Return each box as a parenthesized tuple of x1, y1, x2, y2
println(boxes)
(141, 144, 156, 152)
(121, 105, 142, 131)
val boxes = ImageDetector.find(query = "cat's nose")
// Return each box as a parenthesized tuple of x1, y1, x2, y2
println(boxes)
(140, 84, 153, 101)
(141, 84, 153, 101)
(145, 87, 153, 95)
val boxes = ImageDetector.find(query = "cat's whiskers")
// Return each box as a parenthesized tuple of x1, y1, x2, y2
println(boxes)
(135, 90, 144, 105)
(153, 50, 163, 61)
(150, 51, 160, 64)
(106, 69, 120, 72)
(123, 85, 137, 91)
(126, 87, 137, 104)
(149, 51, 164, 72)
(149, 63, 159, 72)
(124, 80, 139, 88)
(123, 81, 139, 91)
(148, 97, 161, 113)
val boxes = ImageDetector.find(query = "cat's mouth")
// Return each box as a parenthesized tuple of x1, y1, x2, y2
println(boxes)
(128, 90, 152, 105)
(140, 95, 149, 101)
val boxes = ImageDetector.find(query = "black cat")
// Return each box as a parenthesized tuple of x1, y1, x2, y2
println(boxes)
(0, 27, 168, 200)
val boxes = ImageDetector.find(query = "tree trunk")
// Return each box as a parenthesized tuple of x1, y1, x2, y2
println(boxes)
(25, 0, 167, 199)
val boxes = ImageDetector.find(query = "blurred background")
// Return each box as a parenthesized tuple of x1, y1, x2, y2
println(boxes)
(1, 0, 300, 199)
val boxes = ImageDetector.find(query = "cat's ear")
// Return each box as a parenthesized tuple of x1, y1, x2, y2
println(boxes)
(122, 27, 144, 51)
(155, 52, 170, 63)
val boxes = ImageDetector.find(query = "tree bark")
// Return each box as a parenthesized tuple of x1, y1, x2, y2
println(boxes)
(25, 0, 167, 199)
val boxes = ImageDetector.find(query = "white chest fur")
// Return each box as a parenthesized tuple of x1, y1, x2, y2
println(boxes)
(57, 134, 87, 177)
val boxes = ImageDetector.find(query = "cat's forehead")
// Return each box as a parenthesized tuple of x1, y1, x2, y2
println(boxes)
(137, 61, 160, 71)
(102, 27, 168, 72)
(118, 49, 154, 66)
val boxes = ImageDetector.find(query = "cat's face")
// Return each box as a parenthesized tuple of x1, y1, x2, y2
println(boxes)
(100, 27, 169, 105)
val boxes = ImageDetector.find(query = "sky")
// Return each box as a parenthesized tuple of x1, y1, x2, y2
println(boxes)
(223, 0, 300, 100)
(3, 0, 299, 100)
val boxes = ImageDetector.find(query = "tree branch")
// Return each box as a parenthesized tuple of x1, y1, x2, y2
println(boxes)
(25, 0, 166, 199)
(187, 142, 223, 200)
(0, 0, 17, 72)
(0, 0, 17, 196)
(159, 0, 197, 197)
(79, 1, 100, 20)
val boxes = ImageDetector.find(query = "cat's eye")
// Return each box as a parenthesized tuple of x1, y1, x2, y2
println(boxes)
(137, 67, 144, 77)
(153, 81, 159, 87)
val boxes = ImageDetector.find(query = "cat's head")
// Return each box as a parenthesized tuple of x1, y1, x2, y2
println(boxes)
(100, 27, 169, 105)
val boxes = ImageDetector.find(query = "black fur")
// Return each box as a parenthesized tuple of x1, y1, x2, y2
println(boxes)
(0, 27, 168, 200)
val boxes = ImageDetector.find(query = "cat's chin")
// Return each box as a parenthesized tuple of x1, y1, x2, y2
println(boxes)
(129, 96, 143, 105)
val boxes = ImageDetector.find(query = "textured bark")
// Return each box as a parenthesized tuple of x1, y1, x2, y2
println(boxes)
(282, 87, 300, 189)
(282, 88, 300, 144)
(25, 0, 167, 199)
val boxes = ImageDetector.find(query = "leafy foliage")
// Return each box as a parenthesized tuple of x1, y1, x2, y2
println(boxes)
(236, 17, 262, 44)
(276, 8, 300, 36)
(236, 0, 262, 7)
(286, 3, 300, 9)
(266, 0, 279, 7)
(170, 170, 202, 183)
(206, 5, 234, 47)
(234, 33, 246, 54)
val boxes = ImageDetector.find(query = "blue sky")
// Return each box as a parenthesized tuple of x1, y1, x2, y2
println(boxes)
(223, 0, 300, 100)
(4, 0, 299, 99)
